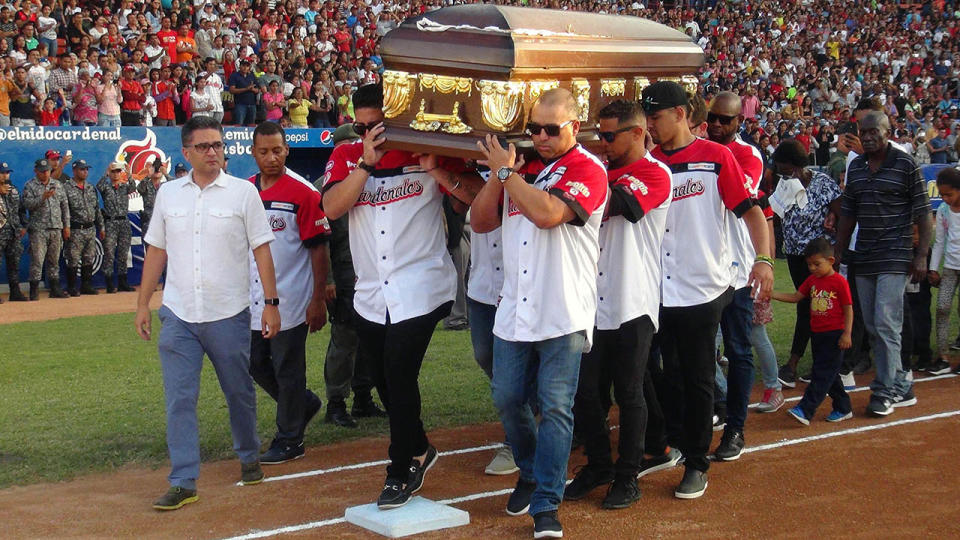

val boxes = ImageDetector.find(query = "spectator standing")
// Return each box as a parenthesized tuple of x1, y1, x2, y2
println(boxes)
(201, 57, 225, 123)
(837, 111, 931, 417)
(71, 71, 99, 126)
(135, 116, 279, 512)
(0, 68, 16, 127)
(228, 60, 258, 126)
(0, 161, 27, 302)
(62, 160, 103, 296)
(156, 17, 178, 63)
(10, 66, 40, 126)
(928, 128, 950, 164)
(175, 23, 197, 65)
(22, 158, 70, 300)
(190, 76, 214, 118)
(152, 68, 177, 126)
(263, 80, 285, 123)
(119, 65, 144, 126)
(926, 168, 960, 375)
(97, 162, 136, 294)
(36, 4, 57, 58)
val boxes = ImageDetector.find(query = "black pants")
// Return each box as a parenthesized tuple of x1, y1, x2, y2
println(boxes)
(796, 330, 851, 417)
(787, 254, 812, 358)
(120, 110, 141, 126)
(356, 301, 452, 480)
(249, 323, 322, 445)
(573, 316, 654, 477)
(906, 284, 933, 366)
(658, 288, 732, 473)
(643, 334, 682, 456)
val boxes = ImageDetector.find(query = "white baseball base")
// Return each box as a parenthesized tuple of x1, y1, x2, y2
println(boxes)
(344, 497, 470, 538)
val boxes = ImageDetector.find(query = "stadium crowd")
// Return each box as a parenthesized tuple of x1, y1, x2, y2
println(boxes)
(0, 0, 959, 163)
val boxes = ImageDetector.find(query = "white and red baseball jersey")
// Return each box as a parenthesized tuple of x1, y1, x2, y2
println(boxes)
(322, 143, 461, 324)
(724, 137, 765, 289)
(653, 138, 753, 308)
(248, 169, 331, 330)
(597, 153, 672, 331)
(494, 145, 608, 348)
(468, 228, 504, 306)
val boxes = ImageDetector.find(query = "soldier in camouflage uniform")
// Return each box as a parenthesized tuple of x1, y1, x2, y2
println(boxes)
(97, 161, 136, 293)
(137, 163, 167, 242)
(22, 158, 70, 300)
(0, 162, 28, 302)
(63, 160, 104, 296)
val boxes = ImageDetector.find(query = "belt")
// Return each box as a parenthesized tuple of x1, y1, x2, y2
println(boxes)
(106, 216, 127, 221)
(70, 221, 94, 230)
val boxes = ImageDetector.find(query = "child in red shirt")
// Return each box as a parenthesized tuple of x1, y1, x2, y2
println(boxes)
(39, 97, 63, 126)
(773, 237, 854, 425)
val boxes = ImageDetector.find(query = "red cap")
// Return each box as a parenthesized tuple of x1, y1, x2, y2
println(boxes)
(45, 149, 61, 159)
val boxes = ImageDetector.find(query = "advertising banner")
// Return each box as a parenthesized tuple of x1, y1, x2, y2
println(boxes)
(1, 126, 334, 285)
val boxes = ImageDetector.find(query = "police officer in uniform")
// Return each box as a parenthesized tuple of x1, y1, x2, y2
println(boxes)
(22, 158, 70, 299)
(0, 162, 28, 302)
(97, 161, 136, 293)
(63, 159, 104, 296)
(137, 160, 167, 240)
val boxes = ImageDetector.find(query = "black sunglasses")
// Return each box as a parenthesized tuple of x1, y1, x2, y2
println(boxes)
(524, 120, 574, 137)
(707, 112, 738, 125)
(596, 125, 638, 143)
(352, 122, 382, 136)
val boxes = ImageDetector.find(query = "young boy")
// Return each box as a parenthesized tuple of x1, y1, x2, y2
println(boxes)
(772, 237, 855, 424)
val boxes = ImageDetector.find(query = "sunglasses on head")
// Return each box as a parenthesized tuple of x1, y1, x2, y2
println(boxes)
(707, 112, 738, 125)
(524, 120, 574, 137)
(595, 125, 638, 143)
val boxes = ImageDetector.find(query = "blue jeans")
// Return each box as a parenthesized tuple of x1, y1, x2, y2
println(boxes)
(467, 298, 496, 379)
(157, 306, 260, 490)
(97, 113, 121, 127)
(797, 330, 852, 417)
(856, 273, 912, 400)
(720, 286, 756, 433)
(492, 331, 585, 516)
(751, 324, 781, 390)
(233, 103, 257, 126)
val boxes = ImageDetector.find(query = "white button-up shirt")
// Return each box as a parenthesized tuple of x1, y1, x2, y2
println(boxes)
(144, 171, 275, 323)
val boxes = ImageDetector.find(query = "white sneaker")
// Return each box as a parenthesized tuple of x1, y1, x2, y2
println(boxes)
(485, 446, 519, 475)
(840, 371, 856, 391)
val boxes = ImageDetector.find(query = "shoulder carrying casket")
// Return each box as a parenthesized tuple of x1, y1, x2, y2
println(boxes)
(379, 4, 705, 158)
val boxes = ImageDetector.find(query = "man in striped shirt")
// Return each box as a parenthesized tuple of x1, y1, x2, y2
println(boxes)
(836, 111, 932, 417)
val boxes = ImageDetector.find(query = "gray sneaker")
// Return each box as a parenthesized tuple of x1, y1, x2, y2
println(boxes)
(756, 388, 785, 413)
(674, 468, 708, 499)
(485, 446, 519, 475)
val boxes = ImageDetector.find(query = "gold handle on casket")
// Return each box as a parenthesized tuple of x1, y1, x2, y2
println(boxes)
(477, 80, 526, 132)
(409, 99, 473, 134)
(383, 70, 416, 119)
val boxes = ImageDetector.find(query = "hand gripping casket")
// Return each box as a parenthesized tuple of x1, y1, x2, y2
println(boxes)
(379, 4, 705, 158)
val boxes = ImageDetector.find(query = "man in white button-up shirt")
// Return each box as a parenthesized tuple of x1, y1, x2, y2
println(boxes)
(135, 116, 281, 512)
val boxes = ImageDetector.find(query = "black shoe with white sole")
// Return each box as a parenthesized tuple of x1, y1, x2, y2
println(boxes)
(713, 430, 745, 461)
(406, 445, 438, 495)
(260, 441, 305, 465)
(377, 478, 410, 509)
(533, 510, 563, 538)
(927, 359, 951, 376)
(674, 468, 708, 499)
(562, 464, 614, 500)
(507, 478, 536, 516)
(892, 389, 917, 408)
(637, 447, 683, 478)
(866, 395, 894, 416)
(601, 475, 642, 510)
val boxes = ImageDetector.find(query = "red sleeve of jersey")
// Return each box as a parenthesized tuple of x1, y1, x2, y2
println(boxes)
(547, 158, 608, 226)
(835, 274, 853, 307)
(612, 160, 672, 215)
(321, 142, 361, 193)
(436, 156, 470, 195)
(738, 145, 764, 194)
(797, 274, 815, 298)
(297, 186, 331, 245)
(716, 144, 753, 217)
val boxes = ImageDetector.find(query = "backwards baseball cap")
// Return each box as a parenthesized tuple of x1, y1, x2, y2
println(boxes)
(332, 123, 359, 145)
(35, 159, 51, 171)
(641, 81, 690, 114)
(0, 162, 11, 173)
(72, 159, 91, 169)
(45, 149, 61, 159)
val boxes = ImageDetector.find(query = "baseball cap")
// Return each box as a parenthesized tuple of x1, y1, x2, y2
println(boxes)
(0, 162, 11, 173)
(174, 163, 188, 173)
(109, 161, 125, 172)
(72, 159, 91, 169)
(641, 81, 689, 114)
(332, 123, 359, 144)
(122, 64, 135, 72)
(45, 149, 61, 159)
(35, 159, 51, 171)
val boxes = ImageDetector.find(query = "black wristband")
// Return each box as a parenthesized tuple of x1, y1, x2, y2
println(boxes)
(358, 162, 376, 174)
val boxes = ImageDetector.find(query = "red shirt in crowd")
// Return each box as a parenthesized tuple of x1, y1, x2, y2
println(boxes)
(798, 272, 852, 333)
(157, 29, 178, 62)
(120, 79, 145, 111)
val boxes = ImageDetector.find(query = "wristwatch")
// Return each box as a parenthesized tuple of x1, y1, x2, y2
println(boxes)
(263, 298, 280, 306)
(496, 166, 514, 183)
(357, 158, 376, 174)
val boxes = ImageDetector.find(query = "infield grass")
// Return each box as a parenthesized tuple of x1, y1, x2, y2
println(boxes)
(0, 263, 949, 488)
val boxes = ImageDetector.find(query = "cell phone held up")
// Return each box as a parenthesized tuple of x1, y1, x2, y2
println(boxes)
(837, 121, 859, 138)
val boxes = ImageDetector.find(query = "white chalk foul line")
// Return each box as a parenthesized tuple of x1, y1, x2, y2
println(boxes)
(221, 407, 960, 540)
(747, 372, 956, 408)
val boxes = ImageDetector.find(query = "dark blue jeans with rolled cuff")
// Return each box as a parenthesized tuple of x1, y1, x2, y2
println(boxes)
(492, 331, 585, 516)
(720, 286, 756, 434)
(797, 329, 852, 417)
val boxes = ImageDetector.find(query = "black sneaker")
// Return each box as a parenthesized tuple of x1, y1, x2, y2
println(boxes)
(713, 430, 745, 461)
(533, 510, 563, 539)
(562, 464, 614, 501)
(152, 486, 198, 511)
(914, 358, 933, 373)
(377, 478, 410, 510)
(712, 414, 726, 432)
(674, 468, 708, 499)
(892, 389, 917, 408)
(601, 475, 641, 510)
(853, 358, 873, 375)
(406, 445, 438, 495)
(777, 365, 796, 389)
(637, 447, 683, 478)
(240, 461, 264, 485)
(798, 372, 812, 384)
(260, 441, 305, 465)
(325, 400, 358, 428)
(507, 478, 536, 516)
(352, 397, 388, 418)
(866, 395, 894, 417)
(928, 359, 951, 375)
(954, 362, 960, 374)
(951, 337, 960, 351)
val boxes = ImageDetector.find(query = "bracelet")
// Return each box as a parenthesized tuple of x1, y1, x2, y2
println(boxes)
(755, 254, 775, 266)
(754, 258, 774, 269)
(451, 179, 461, 191)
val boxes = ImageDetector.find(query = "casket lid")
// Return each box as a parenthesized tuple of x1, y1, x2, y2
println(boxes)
(381, 5, 704, 79)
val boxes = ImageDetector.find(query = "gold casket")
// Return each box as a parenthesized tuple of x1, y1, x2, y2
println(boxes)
(379, 4, 705, 158)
